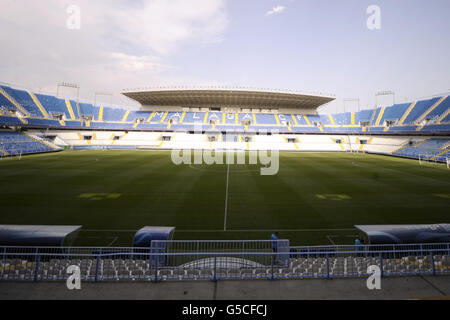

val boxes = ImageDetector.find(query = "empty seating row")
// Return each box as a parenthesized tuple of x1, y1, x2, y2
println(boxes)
(2, 254, 448, 281)
(0, 131, 54, 155)
(0, 84, 449, 134)
(393, 138, 449, 160)
(1, 86, 43, 117)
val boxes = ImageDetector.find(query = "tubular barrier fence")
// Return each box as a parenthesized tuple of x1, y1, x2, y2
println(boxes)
(0, 242, 449, 282)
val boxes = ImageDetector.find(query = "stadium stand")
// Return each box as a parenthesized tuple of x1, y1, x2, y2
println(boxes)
(0, 86, 44, 118)
(393, 138, 450, 161)
(419, 96, 449, 123)
(102, 106, 126, 122)
(0, 88, 27, 116)
(402, 97, 441, 125)
(35, 93, 71, 119)
(255, 113, 278, 125)
(79, 102, 98, 119)
(332, 113, 352, 126)
(1, 96, 448, 134)
(0, 84, 448, 161)
(0, 115, 25, 126)
(0, 130, 57, 155)
(379, 103, 410, 125)
(355, 109, 372, 124)
(0, 244, 448, 281)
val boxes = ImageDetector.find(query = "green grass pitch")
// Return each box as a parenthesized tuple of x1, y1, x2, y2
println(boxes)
(0, 150, 449, 246)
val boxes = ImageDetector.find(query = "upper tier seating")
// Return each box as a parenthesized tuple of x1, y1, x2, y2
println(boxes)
(0, 92, 21, 113)
(332, 113, 352, 126)
(403, 97, 440, 124)
(35, 93, 71, 119)
(0, 84, 448, 134)
(255, 114, 278, 125)
(426, 96, 450, 120)
(102, 106, 126, 122)
(79, 103, 98, 119)
(0, 116, 24, 126)
(379, 103, 410, 125)
(355, 109, 372, 124)
(1, 86, 43, 118)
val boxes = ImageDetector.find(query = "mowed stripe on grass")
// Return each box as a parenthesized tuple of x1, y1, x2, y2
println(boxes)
(0, 150, 449, 246)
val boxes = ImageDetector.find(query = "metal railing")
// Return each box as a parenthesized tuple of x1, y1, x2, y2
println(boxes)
(0, 243, 449, 282)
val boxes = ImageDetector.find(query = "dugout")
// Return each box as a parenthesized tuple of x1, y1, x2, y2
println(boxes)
(0, 225, 82, 247)
(355, 224, 450, 245)
(133, 227, 175, 266)
(132, 226, 175, 247)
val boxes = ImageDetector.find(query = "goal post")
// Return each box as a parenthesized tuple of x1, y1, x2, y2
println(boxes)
(419, 154, 449, 167)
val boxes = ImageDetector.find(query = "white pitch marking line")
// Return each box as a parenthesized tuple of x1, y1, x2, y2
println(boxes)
(224, 163, 230, 231)
(326, 235, 337, 245)
(107, 236, 119, 247)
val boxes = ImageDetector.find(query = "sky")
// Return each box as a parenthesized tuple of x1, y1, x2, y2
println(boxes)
(0, 0, 449, 113)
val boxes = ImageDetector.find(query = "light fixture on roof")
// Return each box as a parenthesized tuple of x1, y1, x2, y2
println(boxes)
(375, 90, 395, 109)
(56, 82, 81, 116)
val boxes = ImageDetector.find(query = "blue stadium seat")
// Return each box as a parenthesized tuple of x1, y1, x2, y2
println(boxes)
(206, 112, 223, 124)
(165, 112, 184, 123)
(354, 109, 373, 124)
(292, 114, 309, 126)
(440, 113, 450, 124)
(0, 86, 44, 118)
(179, 112, 204, 123)
(306, 114, 321, 125)
(36, 93, 71, 119)
(388, 126, 419, 133)
(250, 126, 287, 132)
(68, 100, 79, 119)
(423, 97, 449, 120)
(254, 113, 277, 125)
(0, 131, 54, 155)
(0, 116, 24, 126)
(0, 92, 21, 114)
(64, 120, 83, 128)
(238, 113, 254, 124)
(379, 103, 410, 124)
(291, 126, 320, 133)
(0, 84, 449, 136)
(332, 113, 352, 126)
(393, 138, 449, 161)
(102, 106, 126, 122)
(319, 115, 332, 125)
(79, 103, 97, 118)
(223, 113, 238, 125)
(26, 118, 61, 127)
(421, 124, 450, 133)
(403, 97, 440, 124)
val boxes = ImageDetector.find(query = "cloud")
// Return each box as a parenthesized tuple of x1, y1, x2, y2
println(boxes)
(0, 0, 228, 106)
(110, 0, 228, 55)
(107, 53, 173, 73)
(265, 6, 286, 16)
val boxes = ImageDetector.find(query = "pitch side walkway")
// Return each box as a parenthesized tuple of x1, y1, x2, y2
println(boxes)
(0, 276, 449, 300)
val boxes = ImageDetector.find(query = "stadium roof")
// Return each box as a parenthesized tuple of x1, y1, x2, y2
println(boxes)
(122, 87, 335, 110)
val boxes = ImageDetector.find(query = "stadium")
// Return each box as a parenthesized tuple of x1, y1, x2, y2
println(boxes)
(1, 82, 449, 278)
(0, 0, 449, 303)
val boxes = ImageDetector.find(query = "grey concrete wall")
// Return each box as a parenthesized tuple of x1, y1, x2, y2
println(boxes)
(1, 276, 449, 300)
